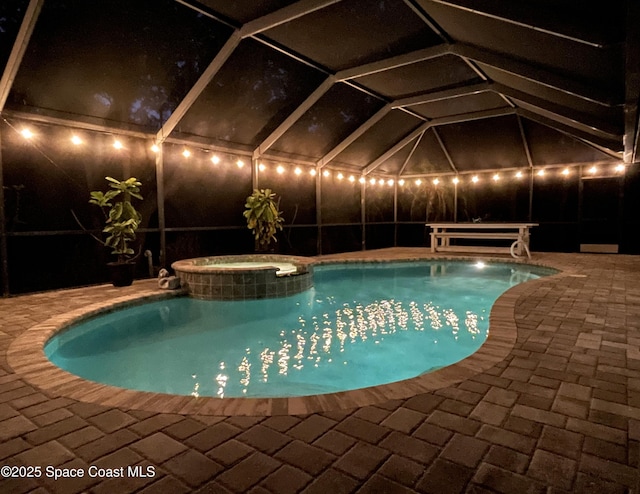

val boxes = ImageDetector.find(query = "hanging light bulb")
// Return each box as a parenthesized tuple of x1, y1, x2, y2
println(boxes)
(398, 179, 405, 186)
(211, 155, 220, 165)
(20, 128, 34, 139)
(471, 175, 479, 183)
(378, 178, 385, 185)
(615, 164, 626, 173)
(515, 171, 523, 179)
(323, 170, 330, 177)
(537, 169, 545, 177)
(432, 178, 440, 185)
(182, 149, 191, 158)
(387, 179, 394, 186)
(452, 177, 459, 184)
(359, 176, 365, 184)
(236, 159, 244, 168)
(71, 135, 83, 146)
(561, 168, 570, 176)
(258, 163, 266, 172)
(309, 168, 317, 176)
(370, 177, 376, 185)
(150, 143, 159, 153)
(588, 166, 597, 174)
(415, 179, 422, 186)
(337, 172, 344, 180)
(294, 167, 302, 176)
(492, 173, 500, 182)
(277, 165, 285, 174)
(113, 140, 123, 150)
(348, 175, 355, 182)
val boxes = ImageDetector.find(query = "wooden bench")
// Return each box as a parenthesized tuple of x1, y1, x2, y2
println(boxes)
(426, 223, 538, 258)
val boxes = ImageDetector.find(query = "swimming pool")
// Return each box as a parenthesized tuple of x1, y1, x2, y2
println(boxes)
(45, 261, 553, 399)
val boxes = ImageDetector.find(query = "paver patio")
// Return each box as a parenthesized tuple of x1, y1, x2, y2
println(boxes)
(1, 248, 639, 493)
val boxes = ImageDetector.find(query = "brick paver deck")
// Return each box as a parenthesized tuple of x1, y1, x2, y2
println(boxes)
(1, 248, 639, 493)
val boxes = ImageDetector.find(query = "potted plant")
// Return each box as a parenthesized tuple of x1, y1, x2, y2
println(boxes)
(89, 177, 143, 286)
(243, 188, 284, 252)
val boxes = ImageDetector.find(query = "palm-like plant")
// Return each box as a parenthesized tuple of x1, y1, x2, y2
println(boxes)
(243, 189, 284, 251)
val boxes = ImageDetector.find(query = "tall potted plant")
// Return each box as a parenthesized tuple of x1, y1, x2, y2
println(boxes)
(89, 177, 143, 286)
(243, 188, 284, 252)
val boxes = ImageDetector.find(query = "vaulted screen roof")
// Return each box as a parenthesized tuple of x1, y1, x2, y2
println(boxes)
(1, 0, 638, 176)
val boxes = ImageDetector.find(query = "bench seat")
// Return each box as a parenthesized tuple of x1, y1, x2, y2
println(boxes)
(433, 232, 519, 240)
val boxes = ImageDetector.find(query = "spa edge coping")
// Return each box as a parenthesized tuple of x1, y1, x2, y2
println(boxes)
(6, 256, 570, 416)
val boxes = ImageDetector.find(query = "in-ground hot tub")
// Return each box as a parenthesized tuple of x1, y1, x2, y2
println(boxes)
(171, 254, 314, 300)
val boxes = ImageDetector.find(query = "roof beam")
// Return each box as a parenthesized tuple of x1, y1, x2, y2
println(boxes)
(426, 0, 607, 48)
(491, 83, 622, 140)
(365, 122, 430, 175)
(401, 0, 450, 43)
(156, 31, 241, 143)
(240, 0, 343, 37)
(365, 107, 516, 175)
(253, 76, 335, 158)
(317, 104, 392, 168)
(516, 114, 534, 168)
(430, 106, 516, 127)
(0, 0, 44, 112)
(393, 82, 490, 108)
(624, 0, 640, 163)
(397, 129, 425, 176)
(451, 44, 620, 107)
(516, 109, 623, 157)
(363, 108, 515, 175)
(432, 127, 458, 173)
(335, 44, 449, 81)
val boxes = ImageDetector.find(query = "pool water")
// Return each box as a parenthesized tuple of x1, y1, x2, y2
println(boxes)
(45, 261, 552, 398)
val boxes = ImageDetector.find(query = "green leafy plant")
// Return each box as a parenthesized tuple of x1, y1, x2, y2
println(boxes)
(89, 177, 143, 263)
(243, 188, 284, 251)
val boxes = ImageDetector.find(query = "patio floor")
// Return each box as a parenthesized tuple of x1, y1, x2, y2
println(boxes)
(1, 248, 639, 493)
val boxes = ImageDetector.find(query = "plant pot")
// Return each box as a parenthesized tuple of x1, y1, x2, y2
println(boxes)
(107, 262, 136, 287)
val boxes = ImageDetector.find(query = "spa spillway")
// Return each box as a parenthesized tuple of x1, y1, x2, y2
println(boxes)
(171, 254, 314, 300)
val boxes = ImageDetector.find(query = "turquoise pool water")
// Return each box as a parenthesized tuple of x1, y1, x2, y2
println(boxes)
(45, 261, 553, 398)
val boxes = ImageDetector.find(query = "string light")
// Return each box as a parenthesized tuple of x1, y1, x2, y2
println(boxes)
(387, 179, 394, 186)
(310, 168, 317, 176)
(150, 143, 159, 153)
(236, 159, 244, 168)
(182, 149, 191, 158)
(492, 173, 500, 182)
(415, 179, 422, 186)
(515, 171, 523, 179)
(562, 168, 570, 176)
(337, 172, 344, 180)
(20, 128, 34, 139)
(348, 175, 355, 182)
(537, 169, 545, 177)
(359, 176, 365, 184)
(432, 178, 439, 185)
(615, 164, 625, 173)
(113, 140, 123, 149)
(588, 166, 597, 174)
(471, 175, 479, 183)
(211, 155, 220, 165)
(452, 177, 459, 185)
(71, 135, 82, 145)
(294, 167, 302, 176)
(398, 179, 405, 186)
(378, 178, 385, 185)
(277, 165, 285, 174)
(370, 177, 376, 185)
(259, 163, 266, 171)
(323, 170, 330, 177)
